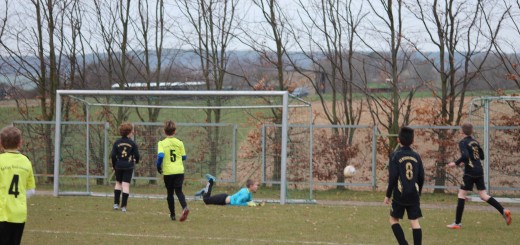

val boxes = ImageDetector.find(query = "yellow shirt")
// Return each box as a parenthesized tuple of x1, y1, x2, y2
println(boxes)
(157, 137, 186, 175)
(0, 151, 36, 223)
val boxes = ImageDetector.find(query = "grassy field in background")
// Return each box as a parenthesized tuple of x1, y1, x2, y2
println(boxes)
(22, 192, 519, 245)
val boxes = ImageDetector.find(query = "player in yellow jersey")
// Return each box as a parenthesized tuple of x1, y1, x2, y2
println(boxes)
(156, 120, 189, 222)
(0, 126, 36, 245)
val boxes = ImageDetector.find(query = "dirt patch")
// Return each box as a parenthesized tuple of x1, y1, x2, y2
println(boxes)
(0, 99, 40, 107)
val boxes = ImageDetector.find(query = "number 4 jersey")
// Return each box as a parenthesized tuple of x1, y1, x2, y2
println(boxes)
(0, 151, 36, 223)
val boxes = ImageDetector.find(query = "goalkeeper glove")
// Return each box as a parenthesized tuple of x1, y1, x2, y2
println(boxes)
(157, 166, 162, 174)
(247, 201, 257, 207)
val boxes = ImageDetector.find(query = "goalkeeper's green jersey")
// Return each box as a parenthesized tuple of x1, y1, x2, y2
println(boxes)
(0, 151, 36, 223)
(157, 137, 186, 175)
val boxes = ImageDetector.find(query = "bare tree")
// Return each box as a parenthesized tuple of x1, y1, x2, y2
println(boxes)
(356, 0, 421, 156)
(407, 0, 508, 192)
(289, 0, 367, 186)
(0, 0, 74, 182)
(175, 0, 240, 176)
(234, 0, 293, 186)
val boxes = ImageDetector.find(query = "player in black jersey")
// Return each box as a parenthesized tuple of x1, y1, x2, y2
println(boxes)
(384, 126, 424, 245)
(111, 123, 140, 212)
(446, 122, 512, 229)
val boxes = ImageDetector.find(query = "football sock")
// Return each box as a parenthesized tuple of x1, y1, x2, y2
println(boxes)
(412, 228, 422, 245)
(121, 192, 129, 207)
(167, 195, 175, 215)
(455, 198, 465, 224)
(114, 189, 121, 205)
(204, 179, 215, 197)
(486, 197, 504, 214)
(391, 224, 408, 245)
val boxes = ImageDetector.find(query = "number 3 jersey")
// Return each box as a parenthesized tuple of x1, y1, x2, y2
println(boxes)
(157, 137, 186, 175)
(386, 146, 425, 206)
(0, 151, 36, 223)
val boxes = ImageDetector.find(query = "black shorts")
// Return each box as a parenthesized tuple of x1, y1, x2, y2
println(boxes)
(390, 202, 422, 220)
(0, 222, 25, 245)
(461, 175, 486, 191)
(115, 168, 134, 183)
(203, 193, 229, 205)
(163, 174, 185, 190)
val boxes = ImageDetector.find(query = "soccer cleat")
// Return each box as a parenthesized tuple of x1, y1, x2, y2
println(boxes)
(447, 223, 462, 229)
(503, 209, 512, 225)
(170, 214, 176, 221)
(121, 207, 127, 212)
(205, 174, 216, 182)
(194, 188, 206, 197)
(179, 208, 190, 222)
(113, 204, 119, 210)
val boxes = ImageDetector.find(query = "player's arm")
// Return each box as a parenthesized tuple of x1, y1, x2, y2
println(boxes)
(180, 142, 187, 161)
(133, 141, 140, 164)
(26, 159, 37, 198)
(417, 157, 425, 195)
(385, 157, 398, 202)
(156, 142, 164, 174)
(455, 140, 470, 166)
(110, 142, 118, 169)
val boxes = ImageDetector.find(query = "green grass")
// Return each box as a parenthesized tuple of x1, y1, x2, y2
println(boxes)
(22, 192, 518, 245)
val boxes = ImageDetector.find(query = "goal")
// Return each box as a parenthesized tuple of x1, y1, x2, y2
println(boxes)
(53, 90, 312, 204)
(468, 96, 520, 196)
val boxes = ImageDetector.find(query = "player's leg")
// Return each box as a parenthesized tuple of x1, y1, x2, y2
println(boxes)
(477, 181, 512, 226)
(173, 174, 189, 222)
(203, 178, 215, 198)
(120, 169, 133, 212)
(407, 205, 422, 245)
(389, 203, 408, 245)
(448, 176, 470, 229)
(163, 175, 176, 220)
(113, 170, 123, 210)
(203, 193, 228, 205)
(0, 222, 25, 245)
(195, 178, 213, 197)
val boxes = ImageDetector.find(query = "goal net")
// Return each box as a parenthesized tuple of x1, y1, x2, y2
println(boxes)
(468, 96, 520, 196)
(53, 90, 312, 204)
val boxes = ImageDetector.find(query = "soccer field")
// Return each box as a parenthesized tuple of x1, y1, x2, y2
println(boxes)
(22, 194, 517, 245)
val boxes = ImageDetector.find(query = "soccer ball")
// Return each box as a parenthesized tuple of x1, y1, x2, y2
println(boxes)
(343, 165, 356, 177)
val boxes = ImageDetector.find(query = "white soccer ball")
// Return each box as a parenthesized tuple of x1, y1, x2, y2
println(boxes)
(343, 165, 356, 177)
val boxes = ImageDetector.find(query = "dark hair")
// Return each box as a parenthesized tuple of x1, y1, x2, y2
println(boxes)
(0, 126, 22, 150)
(398, 126, 414, 146)
(462, 122, 473, 136)
(164, 120, 176, 136)
(119, 123, 133, 137)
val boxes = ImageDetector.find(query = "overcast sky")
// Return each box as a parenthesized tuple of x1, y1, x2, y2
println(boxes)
(0, 0, 518, 55)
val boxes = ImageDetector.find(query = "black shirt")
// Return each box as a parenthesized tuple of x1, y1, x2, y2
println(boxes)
(111, 136, 140, 169)
(385, 146, 425, 205)
(455, 136, 484, 177)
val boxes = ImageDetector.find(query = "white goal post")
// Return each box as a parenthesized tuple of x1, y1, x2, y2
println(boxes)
(468, 95, 520, 194)
(53, 90, 295, 204)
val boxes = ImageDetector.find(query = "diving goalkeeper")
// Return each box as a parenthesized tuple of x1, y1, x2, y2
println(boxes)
(195, 174, 260, 206)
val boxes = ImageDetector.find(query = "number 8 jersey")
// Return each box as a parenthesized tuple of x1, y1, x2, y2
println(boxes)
(0, 151, 36, 223)
(157, 137, 186, 175)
